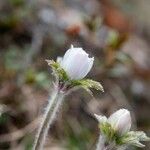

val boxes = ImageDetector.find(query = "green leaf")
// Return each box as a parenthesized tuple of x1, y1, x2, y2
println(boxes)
(71, 79, 104, 92)
(132, 131, 150, 141)
(125, 131, 150, 143)
(119, 131, 150, 147)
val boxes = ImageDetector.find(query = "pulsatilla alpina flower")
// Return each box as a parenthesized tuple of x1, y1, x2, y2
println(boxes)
(46, 45, 103, 93)
(95, 109, 150, 149)
(59, 45, 94, 80)
(33, 45, 104, 150)
(108, 109, 131, 136)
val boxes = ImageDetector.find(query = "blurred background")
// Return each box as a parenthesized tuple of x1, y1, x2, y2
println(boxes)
(0, 0, 150, 149)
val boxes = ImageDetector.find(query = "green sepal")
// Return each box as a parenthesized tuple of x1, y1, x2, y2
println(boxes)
(99, 122, 116, 141)
(46, 60, 69, 81)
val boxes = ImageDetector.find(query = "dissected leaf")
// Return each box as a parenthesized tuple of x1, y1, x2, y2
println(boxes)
(119, 131, 150, 147)
(71, 79, 104, 92)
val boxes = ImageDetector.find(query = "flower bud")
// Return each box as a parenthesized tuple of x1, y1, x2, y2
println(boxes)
(108, 109, 131, 135)
(59, 45, 94, 80)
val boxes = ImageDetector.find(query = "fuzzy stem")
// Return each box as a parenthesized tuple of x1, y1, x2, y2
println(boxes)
(96, 135, 115, 150)
(96, 135, 106, 150)
(33, 86, 64, 150)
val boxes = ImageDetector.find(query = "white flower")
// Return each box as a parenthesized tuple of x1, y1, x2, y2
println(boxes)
(108, 109, 131, 135)
(58, 45, 94, 80)
(95, 109, 131, 136)
(95, 109, 150, 149)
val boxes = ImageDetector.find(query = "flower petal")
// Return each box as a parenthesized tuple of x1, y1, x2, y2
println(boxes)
(60, 45, 93, 79)
(108, 109, 131, 135)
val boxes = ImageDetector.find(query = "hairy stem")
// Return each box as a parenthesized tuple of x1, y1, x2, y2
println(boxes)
(33, 87, 64, 150)
(96, 135, 106, 150)
(96, 135, 115, 150)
